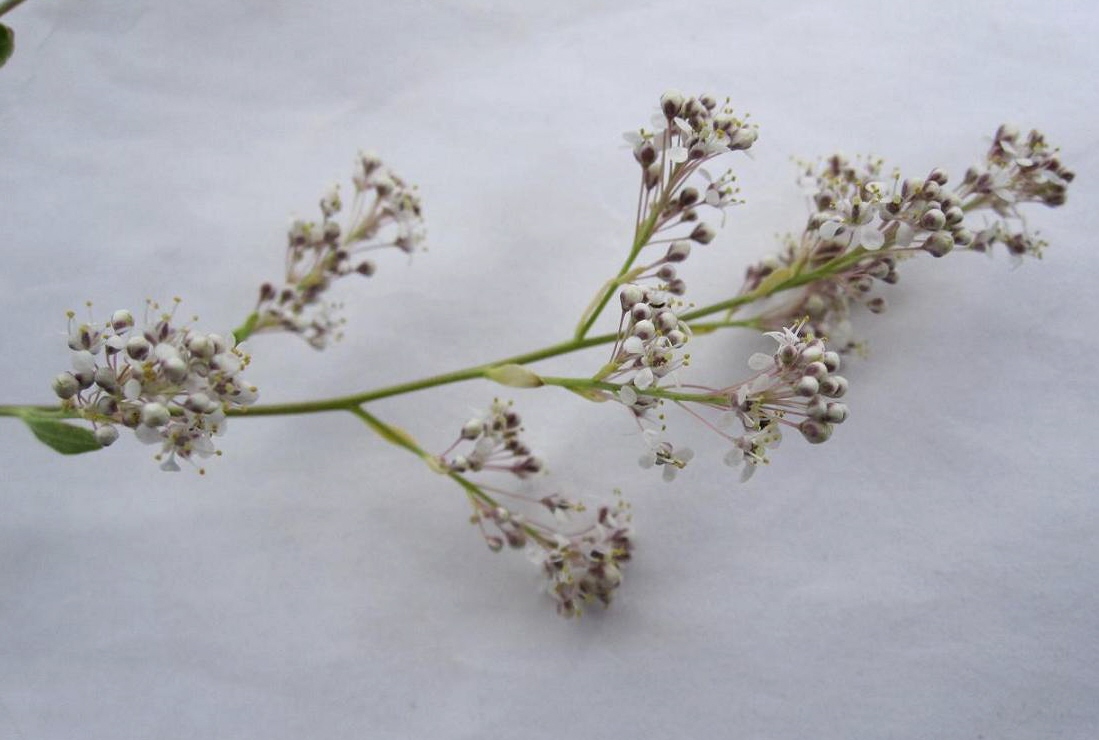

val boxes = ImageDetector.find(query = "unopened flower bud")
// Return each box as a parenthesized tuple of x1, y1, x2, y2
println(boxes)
(795, 376, 820, 397)
(52, 373, 79, 400)
(630, 303, 652, 322)
(620, 285, 645, 310)
(111, 310, 134, 332)
(655, 311, 679, 333)
(460, 419, 484, 440)
(94, 425, 120, 447)
(926, 168, 949, 186)
(819, 375, 848, 398)
(660, 90, 685, 118)
(632, 320, 656, 341)
(690, 223, 716, 244)
(141, 402, 170, 427)
(94, 367, 120, 394)
(799, 419, 833, 444)
(952, 228, 974, 247)
(923, 232, 954, 257)
(920, 208, 946, 231)
(803, 361, 828, 379)
(665, 241, 692, 262)
(126, 336, 151, 361)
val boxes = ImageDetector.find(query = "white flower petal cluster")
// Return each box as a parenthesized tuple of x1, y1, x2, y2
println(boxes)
(536, 501, 634, 618)
(610, 284, 690, 411)
(442, 399, 544, 478)
(722, 324, 849, 482)
(252, 153, 425, 349)
(51, 303, 257, 472)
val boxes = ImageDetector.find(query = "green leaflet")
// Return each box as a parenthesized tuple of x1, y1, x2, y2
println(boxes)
(21, 413, 103, 455)
(0, 24, 13, 69)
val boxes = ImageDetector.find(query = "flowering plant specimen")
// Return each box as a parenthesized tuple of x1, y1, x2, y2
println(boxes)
(0, 92, 1073, 617)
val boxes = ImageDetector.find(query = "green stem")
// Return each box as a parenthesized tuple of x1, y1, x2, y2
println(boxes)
(5, 251, 861, 423)
(540, 375, 729, 406)
(348, 404, 555, 546)
(231, 332, 617, 418)
(232, 312, 260, 344)
(573, 197, 664, 341)
(0, 0, 29, 19)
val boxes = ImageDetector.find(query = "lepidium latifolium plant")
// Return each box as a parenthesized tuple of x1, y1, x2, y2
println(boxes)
(0, 92, 1074, 617)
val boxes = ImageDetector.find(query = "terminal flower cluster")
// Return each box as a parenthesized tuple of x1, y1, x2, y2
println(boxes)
(439, 399, 545, 478)
(722, 324, 849, 481)
(248, 153, 425, 348)
(740, 125, 1074, 350)
(608, 284, 690, 407)
(446, 400, 632, 617)
(50, 301, 257, 472)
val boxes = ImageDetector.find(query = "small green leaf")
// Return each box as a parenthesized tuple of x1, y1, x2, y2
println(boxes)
(21, 413, 103, 455)
(0, 24, 14, 69)
(484, 364, 544, 388)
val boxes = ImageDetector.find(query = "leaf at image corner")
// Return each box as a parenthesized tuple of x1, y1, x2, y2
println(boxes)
(0, 24, 13, 69)
(21, 413, 103, 455)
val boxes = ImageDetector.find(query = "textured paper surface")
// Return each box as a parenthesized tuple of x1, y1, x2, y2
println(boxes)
(1, 1, 1097, 738)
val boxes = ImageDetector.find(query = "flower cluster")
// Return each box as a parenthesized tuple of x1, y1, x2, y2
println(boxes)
(446, 401, 632, 617)
(438, 399, 544, 478)
(537, 499, 634, 618)
(740, 126, 1073, 350)
(51, 301, 257, 472)
(721, 324, 849, 481)
(624, 92, 756, 250)
(249, 153, 425, 348)
(961, 125, 1074, 214)
(606, 284, 691, 411)
(627, 91, 758, 184)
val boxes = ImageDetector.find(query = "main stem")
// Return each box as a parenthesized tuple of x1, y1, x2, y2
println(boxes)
(0, 247, 857, 423)
(0, 0, 30, 19)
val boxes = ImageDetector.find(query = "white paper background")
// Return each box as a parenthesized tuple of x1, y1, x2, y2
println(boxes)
(2, 1, 1097, 738)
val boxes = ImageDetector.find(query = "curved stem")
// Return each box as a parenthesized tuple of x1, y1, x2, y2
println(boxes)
(0, 0, 30, 20)
(6, 252, 861, 423)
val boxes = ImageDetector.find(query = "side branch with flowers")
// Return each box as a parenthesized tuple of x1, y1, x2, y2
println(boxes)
(0, 92, 1074, 617)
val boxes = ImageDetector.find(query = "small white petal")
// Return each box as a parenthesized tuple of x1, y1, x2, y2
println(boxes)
(622, 336, 644, 355)
(134, 425, 163, 445)
(723, 448, 744, 467)
(748, 352, 774, 371)
(633, 367, 655, 390)
(72, 350, 96, 375)
(895, 222, 915, 247)
(667, 146, 689, 164)
(859, 226, 885, 250)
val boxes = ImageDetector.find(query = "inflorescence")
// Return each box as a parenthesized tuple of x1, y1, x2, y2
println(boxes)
(51, 300, 257, 472)
(249, 152, 425, 348)
(30, 92, 1073, 616)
